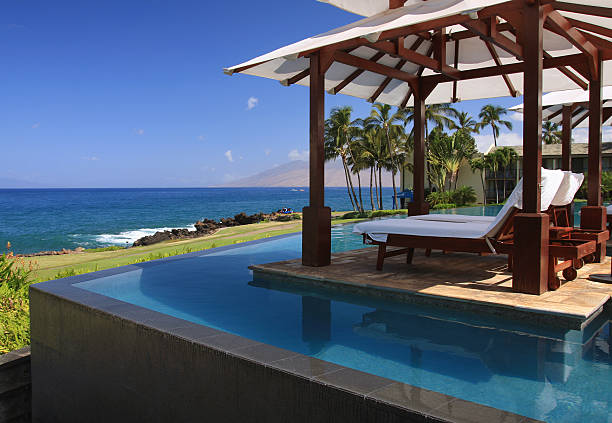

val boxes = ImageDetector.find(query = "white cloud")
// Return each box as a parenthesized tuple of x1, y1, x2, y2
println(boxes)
(31, 122, 40, 129)
(288, 149, 309, 161)
(573, 127, 612, 143)
(265, 149, 271, 156)
(82, 156, 99, 161)
(247, 96, 259, 110)
(474, 132, 522, 152)
(198, 135, 205, 141)
(135, 128, 144, 135)
(510, 112, 523, 122)
(224, 150, 234, 162)
(239, 156, 243, 160)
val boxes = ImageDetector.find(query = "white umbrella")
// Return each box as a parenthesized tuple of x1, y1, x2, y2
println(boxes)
(510, 87, 612, 128)
(225, 0, 611, 106)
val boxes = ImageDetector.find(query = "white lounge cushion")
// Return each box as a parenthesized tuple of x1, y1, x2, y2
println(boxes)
(353, 219, 491, 243)
(551, 171, 584, 206)
(412, 214, 495, 224)
(607, 205, 612, 215)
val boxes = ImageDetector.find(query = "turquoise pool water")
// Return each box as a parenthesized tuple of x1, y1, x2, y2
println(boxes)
(75, 221, 611, 422)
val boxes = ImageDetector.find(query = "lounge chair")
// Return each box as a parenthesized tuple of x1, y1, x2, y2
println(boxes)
(353, 169, 600, 288)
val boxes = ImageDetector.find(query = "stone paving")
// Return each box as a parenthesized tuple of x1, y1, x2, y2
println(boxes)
(251, 247, 612, 325)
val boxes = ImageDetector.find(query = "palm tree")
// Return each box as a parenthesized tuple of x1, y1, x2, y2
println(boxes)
(324, 106, 360, 211)
(454, 111, 480, 135)
(358, 126, 388, 209)
(485, 152, 500, 203)
(542, 121, 562, 144)
(402, 103, 459, 190)
(478, 105, 513, 148)
(367, 103, 405, 209)
(494, 147, 518, 200)
(469, 157, 488, 205)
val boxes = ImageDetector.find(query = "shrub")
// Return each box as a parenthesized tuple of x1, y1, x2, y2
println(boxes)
(452, 186, 477, 206)
(432, 203, 457, 210)
(427, 186, 476, 207)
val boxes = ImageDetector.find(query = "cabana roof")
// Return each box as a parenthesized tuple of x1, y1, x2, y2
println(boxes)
(225, 0, 611, 106)
(510, 86, 612, 128)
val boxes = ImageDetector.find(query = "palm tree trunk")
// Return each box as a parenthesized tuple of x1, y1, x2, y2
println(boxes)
(494, 169, 500, 203)
(356, 172, 364, 213)
(391, 170, 398, 209)
(342, 159, 357, 211)
(369, 167, 375, 210)
(502, 166, 506, 200)
(378, 166, 384, 209)
(481, 172, 486, 206)
(425, 120, 431, 190)
(373, 167, 379, 210)
(345, 165, 359, 211)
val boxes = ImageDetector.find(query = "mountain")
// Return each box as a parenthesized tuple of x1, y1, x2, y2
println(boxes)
(221, 160, 395, 187)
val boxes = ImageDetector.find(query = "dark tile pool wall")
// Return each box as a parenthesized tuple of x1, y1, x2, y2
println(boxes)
(0, 346, 31, 423)
(30, 288, 447, 423)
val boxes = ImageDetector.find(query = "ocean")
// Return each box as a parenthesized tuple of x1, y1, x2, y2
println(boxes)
(0, 187, 394, 254)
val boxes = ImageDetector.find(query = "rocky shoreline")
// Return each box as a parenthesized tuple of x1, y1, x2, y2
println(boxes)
(132, 211, 300, 247)
(13, 211, 301, 256)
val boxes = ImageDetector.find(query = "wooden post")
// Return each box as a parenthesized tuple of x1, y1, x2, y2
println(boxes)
(302, 52, 331, 267)
(562, 105, 574, 226)
(561, 105, 572, 171)
(587, 59, 603, 208)
(409, 82, 427, 216)
(512, 0, 549, 295)
(580, 55, 607, 262)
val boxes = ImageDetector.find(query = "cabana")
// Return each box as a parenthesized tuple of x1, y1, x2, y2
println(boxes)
(510, 86, 612, 173)
(225, 0, 612, 294)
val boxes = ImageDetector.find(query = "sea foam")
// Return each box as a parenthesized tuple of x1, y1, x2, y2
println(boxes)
(95, 225, 196, 245)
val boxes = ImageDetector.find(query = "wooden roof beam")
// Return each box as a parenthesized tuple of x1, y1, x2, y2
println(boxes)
(566, 17, 612, 40)
(329, 51, 385, 94)
(484, 40, 518, 97)
(572, 110, 590, 129)
(461, 17, 523, 60)
(367, 36, 427, 103)
(543, 51, 588, 90)
(544, 10, 599, 79)
(423, 52, 590, 85)
(368, 59, 407, 103)
(333, 50, 417, 85)
(400, 45, 434, 108)
(553, 2, 612, 19)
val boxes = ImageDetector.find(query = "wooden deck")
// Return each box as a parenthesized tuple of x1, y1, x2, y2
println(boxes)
(250, 248, 612, 329)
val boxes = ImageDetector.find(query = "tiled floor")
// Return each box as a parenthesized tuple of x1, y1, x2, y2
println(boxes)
(251, 248, 612, 326)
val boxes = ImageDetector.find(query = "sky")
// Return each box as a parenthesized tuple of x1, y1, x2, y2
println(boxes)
(1, 0, 607, 188)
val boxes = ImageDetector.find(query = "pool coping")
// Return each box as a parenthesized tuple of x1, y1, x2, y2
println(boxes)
(30, 234, 542, 423)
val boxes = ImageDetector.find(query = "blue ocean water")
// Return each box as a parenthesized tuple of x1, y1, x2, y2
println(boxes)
(76, 227, 612, 422)
(0, 187, 394, 254)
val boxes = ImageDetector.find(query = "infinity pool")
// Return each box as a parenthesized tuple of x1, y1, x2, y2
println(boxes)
(75, 223, 611, 422)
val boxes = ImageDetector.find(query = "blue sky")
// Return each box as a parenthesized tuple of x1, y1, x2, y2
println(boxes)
(0, 0, 598, 188)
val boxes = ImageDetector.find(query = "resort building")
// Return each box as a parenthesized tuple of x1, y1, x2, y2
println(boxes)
(401, 142, 612, 205)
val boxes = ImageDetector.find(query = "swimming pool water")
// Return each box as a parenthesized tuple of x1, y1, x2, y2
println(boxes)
(75, 223, 611, 422)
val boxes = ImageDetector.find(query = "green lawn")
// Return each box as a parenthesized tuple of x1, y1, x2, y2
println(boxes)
(25, 211, 379, 283)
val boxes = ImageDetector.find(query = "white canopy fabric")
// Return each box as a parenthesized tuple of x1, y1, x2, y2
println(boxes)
(225, 0, 612, 106)
(510, 87, 612, 128)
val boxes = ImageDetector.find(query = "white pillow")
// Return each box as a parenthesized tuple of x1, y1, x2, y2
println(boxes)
(550, 171, 584, 206)
(539, 168, 565, 210)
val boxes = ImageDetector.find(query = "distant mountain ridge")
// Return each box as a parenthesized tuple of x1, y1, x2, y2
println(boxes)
(221, 160, 394, 187)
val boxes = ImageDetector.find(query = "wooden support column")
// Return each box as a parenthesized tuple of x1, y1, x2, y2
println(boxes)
(561, 105, 575, 226)
(409, 81, 428, 216)
(561, 105, 572, 171)
(580, 55, 607, 262)
(302, 52, 331, 267)
(512, 0, 549, 295)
